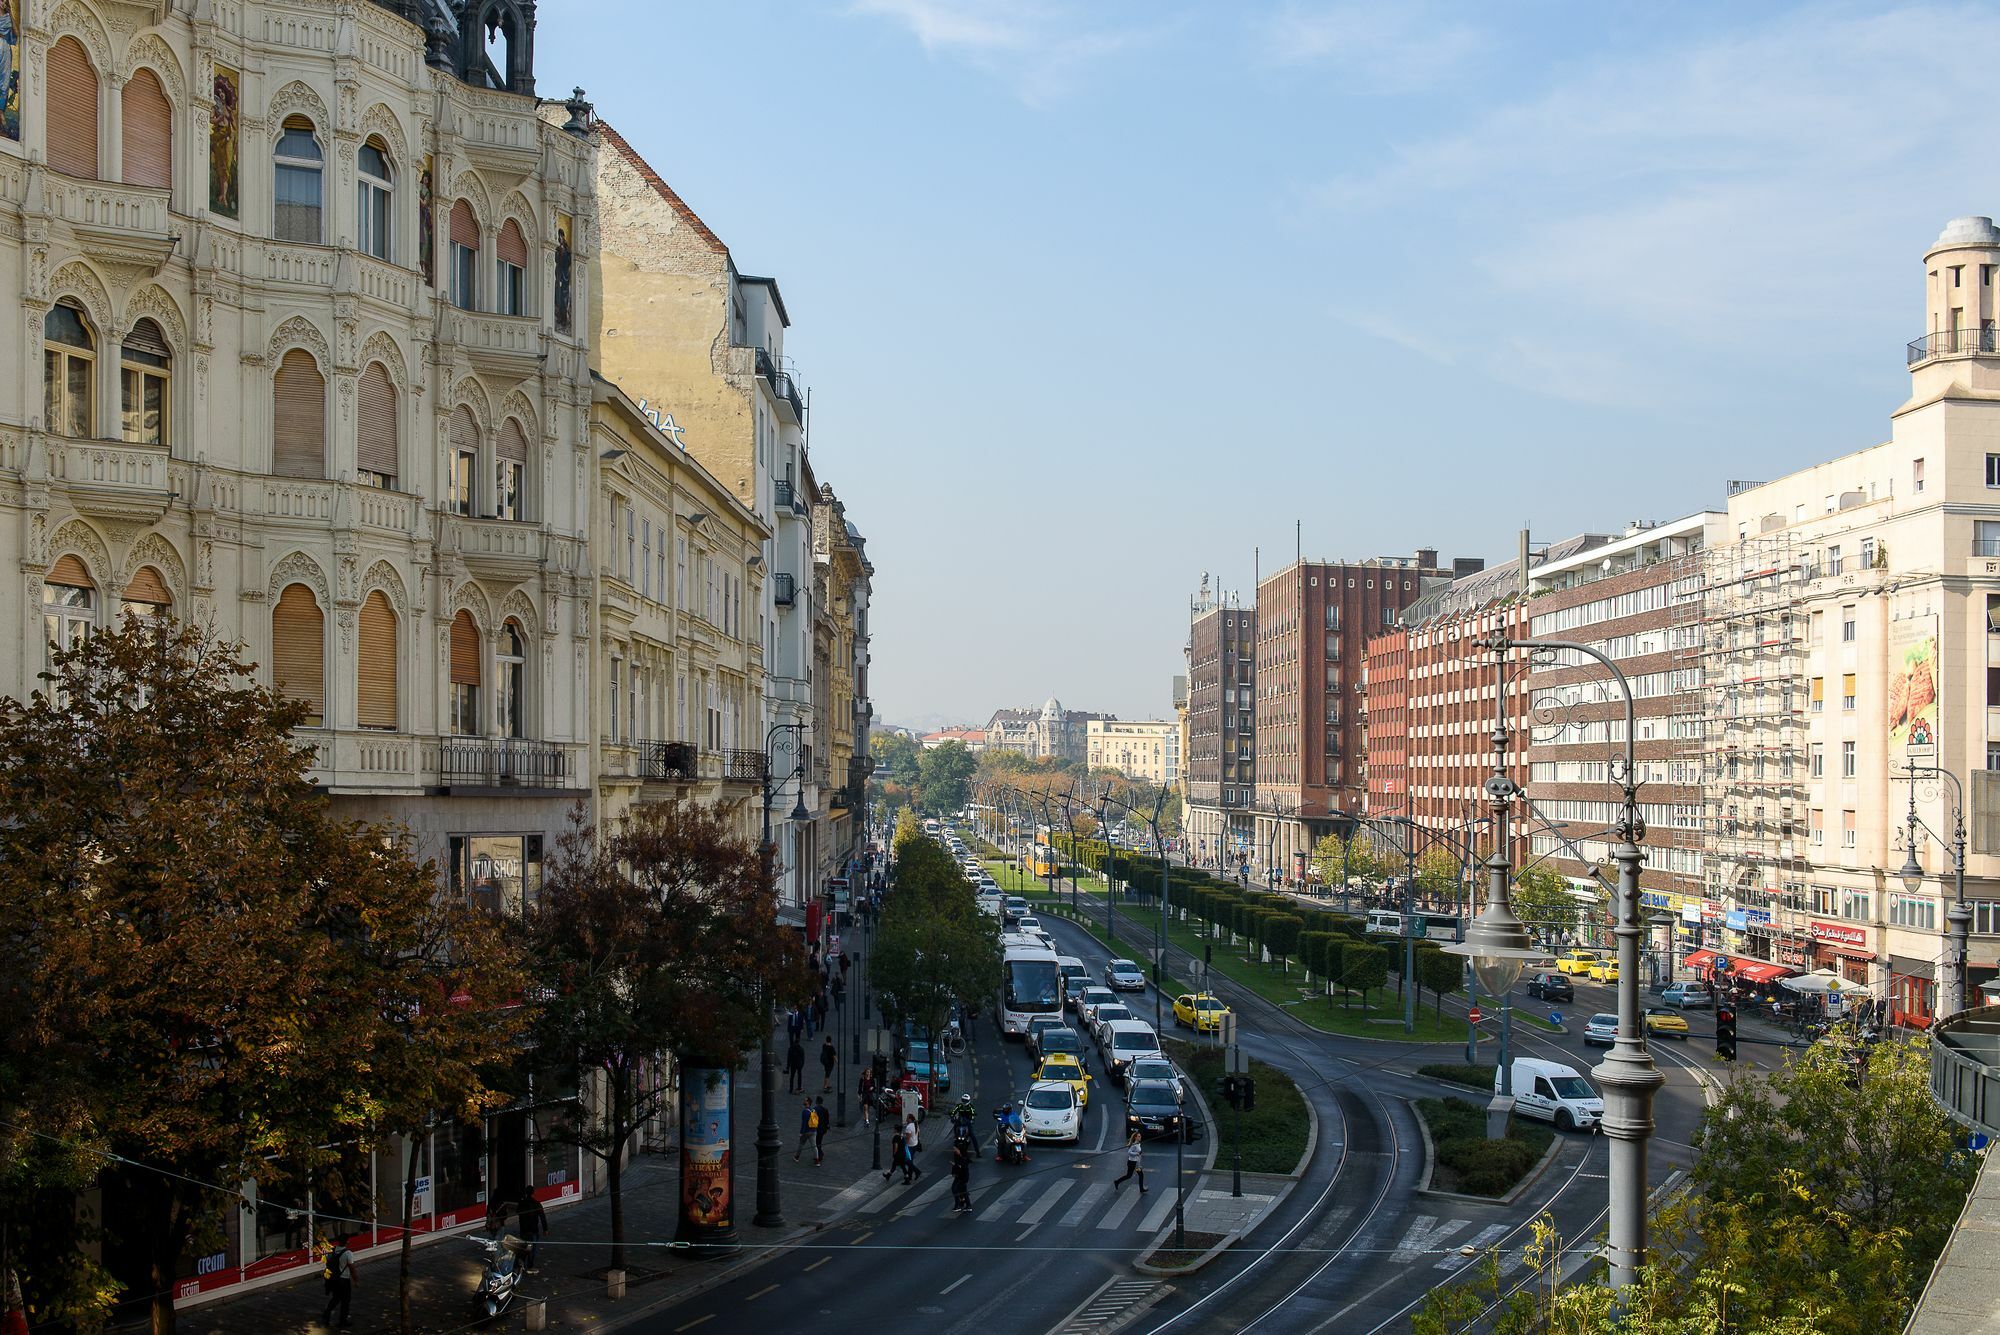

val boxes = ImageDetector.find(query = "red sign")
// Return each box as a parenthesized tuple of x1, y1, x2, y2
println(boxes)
(1468, 1006, 1483, 1023)
(1810, 920, 1867, 947)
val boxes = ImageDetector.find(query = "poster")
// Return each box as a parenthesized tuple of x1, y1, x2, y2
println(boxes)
(418, 156, 435, 286)
(210, 65, 240, 218)
(0, 0, 19, 142)
(553, 212, 573, 333)
(677, 1066, 733, 1242)
(1887, 617, 1938, 753)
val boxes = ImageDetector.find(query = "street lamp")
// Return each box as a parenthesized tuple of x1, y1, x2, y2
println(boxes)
(756, 721, 812, 1229)
(1900, 756, 1974, 1018)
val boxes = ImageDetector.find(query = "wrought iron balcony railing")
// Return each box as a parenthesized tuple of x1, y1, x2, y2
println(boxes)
(437, 737, 577, 789)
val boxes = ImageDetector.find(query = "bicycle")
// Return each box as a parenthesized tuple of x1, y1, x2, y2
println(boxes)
(943, 1024, 966, 1058)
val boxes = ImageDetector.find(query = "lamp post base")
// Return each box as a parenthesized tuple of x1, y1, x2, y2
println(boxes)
(1485, 1093, 1516, 1141)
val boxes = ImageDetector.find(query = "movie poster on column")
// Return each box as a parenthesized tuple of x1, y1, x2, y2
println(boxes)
(677, 1066, 733, 1242)
(1888, 615, 1939, 753)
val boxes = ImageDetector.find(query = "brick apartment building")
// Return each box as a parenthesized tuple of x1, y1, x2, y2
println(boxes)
(1252, 551, 1471, 885)
(1185, 589, 1255, 871)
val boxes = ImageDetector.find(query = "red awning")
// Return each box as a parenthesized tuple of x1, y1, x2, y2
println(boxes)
(1730, 960, 1793, 985)
(1683, 949, 1718, 971)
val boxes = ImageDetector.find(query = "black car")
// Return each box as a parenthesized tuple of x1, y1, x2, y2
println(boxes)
(1025, 1016, 1066, 1063)
(1525, 972, 1574, 1003)
(1035, 1025, 1089, 1071)
(1125, 1079, 1187, 1140)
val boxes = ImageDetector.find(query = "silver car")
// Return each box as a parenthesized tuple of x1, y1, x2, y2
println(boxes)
(1106, 959, 1147, 991)
(1582, 1012, 1618, 1047)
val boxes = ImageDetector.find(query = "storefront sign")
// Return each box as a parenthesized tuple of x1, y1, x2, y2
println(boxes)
(410, 1174, 432, 1218)
(1725, 909, 1747, 932)
(677, 1066, 734, 1243)
(1702, 899, 1724, 922)
(1743, 908, 1772, 926)
(1680, 904, 1702, 924)
(1811, 920, 1868, 948)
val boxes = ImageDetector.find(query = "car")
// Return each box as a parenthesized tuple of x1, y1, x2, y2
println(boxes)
(1643, 1007, 1690, 1039)
(1100, 1019, 1163, 1079)
(1123, 1054, 1182, 1098)
(1588, 958, 1621, 984)
(1662, 983, 1714, 1009)
(1004, 896, 1030, 923)
(1036, 1025, 1089, 1072)
(1025, 1016, 1066, 1063)
(1524, 972, 1574, 1003)
(1173, 993, 1229, 1033)
(1075, 985, 1118, 1024)
(1555, 951, 1605, 977)
(1106, 959, 1148, 992)
(1090, 1004, 1135, 1043)
(1057, 957, 1090, 997)
(1035, 1052, 1093, 1107)
(1582, 1012, 1618, 1047)
(1016, 915, 1046, 938)
(1500, 1057, 1603, 1133)
(1020, 1080, 1083, 1143)
(1125, 1078, 1187, 1140)
(905, 1040, 952, 1092)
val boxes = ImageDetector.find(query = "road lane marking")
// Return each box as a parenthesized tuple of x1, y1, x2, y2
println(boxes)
(1095, 1182, 1143, 1229)
(744, 1285, 777, 1302)
(1136, 1187, 1178, 1232)
(803, 1256, 830, 1273)
(1434, 1223, 1510, 1271)
(1017, 1180, 1074, 1225)
(978, 1178, 1035, 1221)
(941, 1273, 972, 1295)
(1392, 1216, 1471, 1263)
(848, 1230, 874, 1246)
(1059, 1182, 1110, 1227)
(675, 1318, 714, 1332)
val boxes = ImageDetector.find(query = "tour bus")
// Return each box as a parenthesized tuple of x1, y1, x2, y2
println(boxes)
(998, 937, 1065, 1038)
(1364, 909, 1465, 942)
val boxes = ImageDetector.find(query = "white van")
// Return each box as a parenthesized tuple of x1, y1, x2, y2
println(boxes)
(1100, 1019, 1163, 1079)
(1365, 909, 1404, 936)
(1498, 1057, 1603, 1133)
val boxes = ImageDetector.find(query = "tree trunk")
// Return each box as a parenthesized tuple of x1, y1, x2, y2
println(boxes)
(400, 1130, 421, 1334)
(607, 1123, 626, 1272)
(148, 1189, 191, 1335)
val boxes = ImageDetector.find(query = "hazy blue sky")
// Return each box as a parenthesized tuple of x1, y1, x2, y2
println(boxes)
(542, 2, 1989, 730)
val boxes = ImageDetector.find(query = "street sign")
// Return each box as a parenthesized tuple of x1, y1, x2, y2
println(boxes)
(1549, 1011, 1564, 1026)
(1190, 960, 1207, 984)
(1226, 1042, 1249, 1075)
(1468, 1006, 1482, 1023)
(1219, 1012, 1237, 1049)
(1412, 918, 1429, 939)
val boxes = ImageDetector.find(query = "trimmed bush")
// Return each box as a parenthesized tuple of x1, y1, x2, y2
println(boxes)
(1344, 943, 1388, 1010)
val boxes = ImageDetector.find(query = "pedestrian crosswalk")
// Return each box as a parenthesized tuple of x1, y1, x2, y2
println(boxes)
(857, 1170, 1179, 1233)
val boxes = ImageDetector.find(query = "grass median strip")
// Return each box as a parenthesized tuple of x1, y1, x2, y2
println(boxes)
(1416, 1096, 1553, 1197)
(1165, 1038, 1309, 1175)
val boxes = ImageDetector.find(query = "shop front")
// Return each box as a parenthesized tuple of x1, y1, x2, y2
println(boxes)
(1810, 920, 1875, 986)
(1889, 955, 1936, 1029)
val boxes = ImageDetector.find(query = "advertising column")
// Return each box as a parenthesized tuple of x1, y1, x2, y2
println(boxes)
(676, 1066, 734, 1247)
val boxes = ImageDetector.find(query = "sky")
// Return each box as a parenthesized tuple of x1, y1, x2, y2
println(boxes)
(540, 1, 1996, 731)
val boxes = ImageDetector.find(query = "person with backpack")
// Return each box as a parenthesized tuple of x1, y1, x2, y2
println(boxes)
(812, 1096, 830, 1165)
(795, 1097, 819, 1162)
(320, 1234, 358, 1329)
(820, 1034, 838, 1093)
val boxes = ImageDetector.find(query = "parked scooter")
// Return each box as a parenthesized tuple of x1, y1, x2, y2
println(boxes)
(993, 1103, 1028, 1164)
(470, 1233, 525, 1324)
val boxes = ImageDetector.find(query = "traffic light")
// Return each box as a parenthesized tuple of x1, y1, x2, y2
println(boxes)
(1240, 1077, 1256, 1112)
(1715, 1006, 1737, 1062)
(1218, 1075, 1240, 1109)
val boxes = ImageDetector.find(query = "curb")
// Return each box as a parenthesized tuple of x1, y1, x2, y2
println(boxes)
(1408, 1095, 1567, 1207)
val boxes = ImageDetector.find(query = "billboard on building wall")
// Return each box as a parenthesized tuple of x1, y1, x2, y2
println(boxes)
(1888, 616, 1939, 753)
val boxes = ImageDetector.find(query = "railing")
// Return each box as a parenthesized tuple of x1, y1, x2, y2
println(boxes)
(437, 737, 578, 789)
(1909, 327, 2000, 364)
(1931, 1005, 2000, 1138)
(720, 749, 767, 784)
(773, 572, 797, 606)
(44, 176, 172, 235)
(641, 740, 698, 782)
(769, 369, 805, 423)
(774, 478, 809, 516)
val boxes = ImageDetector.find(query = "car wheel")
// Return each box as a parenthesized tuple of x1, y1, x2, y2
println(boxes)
(1556, 1109, 1575, 1133)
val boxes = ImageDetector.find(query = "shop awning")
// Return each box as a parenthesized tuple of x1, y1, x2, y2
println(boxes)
(1681, 950, 1793, 985)
(1683, 949, 1719, 971)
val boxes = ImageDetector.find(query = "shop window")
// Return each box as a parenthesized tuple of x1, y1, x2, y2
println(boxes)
(450, 833, 545, 916)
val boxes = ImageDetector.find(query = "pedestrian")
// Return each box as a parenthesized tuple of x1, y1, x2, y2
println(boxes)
(786, 1035, 807, 1093)
(1113, 1130, 1147, 1193)
(950, 1140, 973, 1213)
(517, 1193, 547, 1271)
(902, 1113, 922, 1184)
(787, 1005, 804, 1044)
(840, 950, 852, 979)
(884, 1127, 907, 1183)
(795, 1096, 819, 1161)
(812, 993, 828, 1033)
(812, 1096, 830, 1165)
(320, 1233, 358, 1329)
(859, 1065, 876, 1125)
(832, 973, 847, 1012)
(820, 1034, 838, 1093)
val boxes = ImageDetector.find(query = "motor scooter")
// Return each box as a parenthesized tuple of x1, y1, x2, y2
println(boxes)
(993, 1104, 1027, 1164)
(470, 1233, 525, 1325)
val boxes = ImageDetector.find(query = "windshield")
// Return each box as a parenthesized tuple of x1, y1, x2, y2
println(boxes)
(908, 1042, 935, 1064)
(1082, 990, 1114, 1005)
(1006, 960, 1062, 1013)
(1131, 1081, 1178, 1105)
(1112, 1031, 1157, 1053)
(1041, 1029, 1079, 1047)
(1131, 1059, 1173, 1079)
(1110, 960, 1138, 972)
(1098, 1008, 1131, 1025)
(1550, 1076, 1595, 1100)
(1591, 1014, 1617, 1027)
(1195, 1000, 1222, 1012)
(1026, 1087, 1073, 1110)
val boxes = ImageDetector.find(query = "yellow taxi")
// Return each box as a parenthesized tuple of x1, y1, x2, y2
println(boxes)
(1173, 993, 1229, 1033)
(1556, 951, 1604, 976)
(1035, 1052, 1093, 1107)
(1643, 1007, 1690, 1039)
(1588, 957, 1621, 983)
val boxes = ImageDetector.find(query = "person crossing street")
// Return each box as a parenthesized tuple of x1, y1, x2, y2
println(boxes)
(1113, 1129, 1147, 1193)
(950, 1139, 973, 1213)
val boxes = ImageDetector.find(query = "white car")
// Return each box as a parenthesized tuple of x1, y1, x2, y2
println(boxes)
(1015, 915, 1047, 940)
(1100, 1019, 1164, 1080)
(1075, 985, 1118, 1023)
(1088, 1004, 1134, 1045)
(1021, 1080, 1083, 1143)
(1122, 1054, 1183, 1098)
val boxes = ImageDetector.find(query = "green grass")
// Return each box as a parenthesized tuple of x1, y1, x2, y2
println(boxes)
(1418, 1063, 1497, 1091)
(1167, 1038, 1310, 1175)
(1416, 1097, 1554, 1197)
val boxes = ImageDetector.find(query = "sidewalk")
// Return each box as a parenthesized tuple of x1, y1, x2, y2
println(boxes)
(164, 974, 888, 1332)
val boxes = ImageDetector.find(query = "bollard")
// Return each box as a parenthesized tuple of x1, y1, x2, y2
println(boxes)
(525, 1300, 550, 1331)
(607, 1268, 627, 1300)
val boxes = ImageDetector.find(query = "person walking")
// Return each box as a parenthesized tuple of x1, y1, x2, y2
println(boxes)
(516, 1193, 547, 1271)
(787, 1005, 804, 1045)
(901, 1113, 923, 1184)
(950, 1140, 973, 1213)
(1113, 1130, 1148, 1193)
(858, 1065, 876, 1125)
(786, 1035, 807, 1094)
(812, 1096, 830, 1165)
(820, 1034, 838, 1094)
(795, 1097, 819, 1161)
(831, 972, 847, 1013)
(319, 1234, 358, 1329)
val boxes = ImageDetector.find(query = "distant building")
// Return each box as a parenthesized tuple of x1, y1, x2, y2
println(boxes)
(1184, 590, 1256, 870)
(984, 698, 1109, 762)
(1087, 719, 1180, 785)
(921, 726, 987, 751)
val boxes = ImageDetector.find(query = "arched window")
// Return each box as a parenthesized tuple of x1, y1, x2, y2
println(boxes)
(357, 361, 398, 490)
(449, 609, 481, 736)
(448, 406, 479, 515)
(272, 348, 326, 478)
(498, 618, 525, 739)
(43, 302, 95, 438)
(273, 116, 323, 243)
(42, 555, 95, 667)
(47, 37, 99, 180)
(357, 590, 398, 730)
(121, 565, 172, 621)
(121, 68, 171, 191)
(271, 581, 324, 726)
(449, 200, 479, 309)
(495, 418, 527, 520)
(496, 219, 527, 315)
(120, 318, 170, 446)
(357, 139, 393, 261)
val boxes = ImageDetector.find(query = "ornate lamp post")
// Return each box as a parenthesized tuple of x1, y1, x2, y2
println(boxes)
(1897, 756, 1973, 1019)
(756, 722, 812, 1229)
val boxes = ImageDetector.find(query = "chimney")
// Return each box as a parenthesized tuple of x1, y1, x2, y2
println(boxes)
(1416, 548, 1439, 572)
(1518, 529, 1531, 597)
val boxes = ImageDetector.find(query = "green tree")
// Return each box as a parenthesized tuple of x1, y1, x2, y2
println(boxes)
(1344, 944, 1389, 1011)
(1309, 833, 1347, 889)
(1264, 914, 1303, 971)
(526, 801, 804, 1274)
(873, 830, 1001, 1057)
(917, 740, 978, 814)
(1512, 864, 1580, 941)
(1415, 845, 1465, 908)
(871, 730, 921, 783)
(1418, 946, 1465, 1019)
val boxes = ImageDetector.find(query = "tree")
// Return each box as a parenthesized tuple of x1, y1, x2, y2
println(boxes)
(1309, 833, 1347, 889)
(917, 741, 977, 814)
(1418, 946, 1464, 1019)
(1511, 865, 1580, 942)
(1264, 914, 1304, 971)
(0, 620, 464, 1334)
(525, 801, 805, 1274)
(870, 730, 921, 784)
(1415, 845, 1464, 909)
(872, 830, 1001, 1054)
(1344, 945, 1389, 1011)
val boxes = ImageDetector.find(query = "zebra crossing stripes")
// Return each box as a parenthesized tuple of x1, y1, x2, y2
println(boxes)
(1433, 1223, 1511, 1271)
(1054, 1277, 1167, 1335)
(978, 1178, 1037, 1221)
(1059, 1183, 1111, 1227)
(1135, 1187, 1179, 1233)
(1094, 1182, 1144, 1230)
(1015, 1179, 1074, 1225)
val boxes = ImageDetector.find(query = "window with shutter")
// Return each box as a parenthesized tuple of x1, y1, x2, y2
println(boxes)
(47, 37, 99, 181)
(496, 219, 527, 315)
(450, 609, 481, 735)
(449, 406, 479, 514)
(450, 201, 479, 309)
(495, 417, 527, 520)
(121, 565, 172, 619)
(120, 318, 170, 446)
(121, 68, 171, 190)
(357, 362, 398, 488)
(357, 590, 398, 730)
(271, 348, 325, 478)
(43, 303, 95, 439)
(271, 582, 324, 725)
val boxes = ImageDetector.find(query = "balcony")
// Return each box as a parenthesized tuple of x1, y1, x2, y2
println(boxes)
(446, 308, 542, 373)
(1931, 1005, 2000, 1138)
(773, 572, 797, 606)
(437, 737, 582, 792)
(720, 749, 767, 785)
(297, 728, 432, 793)
(439, 513, 542, 579)
(641, 740, 698, 783)
(774, 478, 809, 517)
(1909, 327, 2000, 366)
(754, 348, 806, 425)
(43, 176, 175, 268)
(48, 440, 174, 524)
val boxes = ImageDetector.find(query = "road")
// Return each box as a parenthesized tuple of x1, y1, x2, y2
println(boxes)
(616, 887, 1715, 1335)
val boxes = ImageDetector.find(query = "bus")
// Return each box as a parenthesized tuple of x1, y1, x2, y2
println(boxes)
(998, 938, 1064, 1038)
(1365, 909, 1465, 942)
